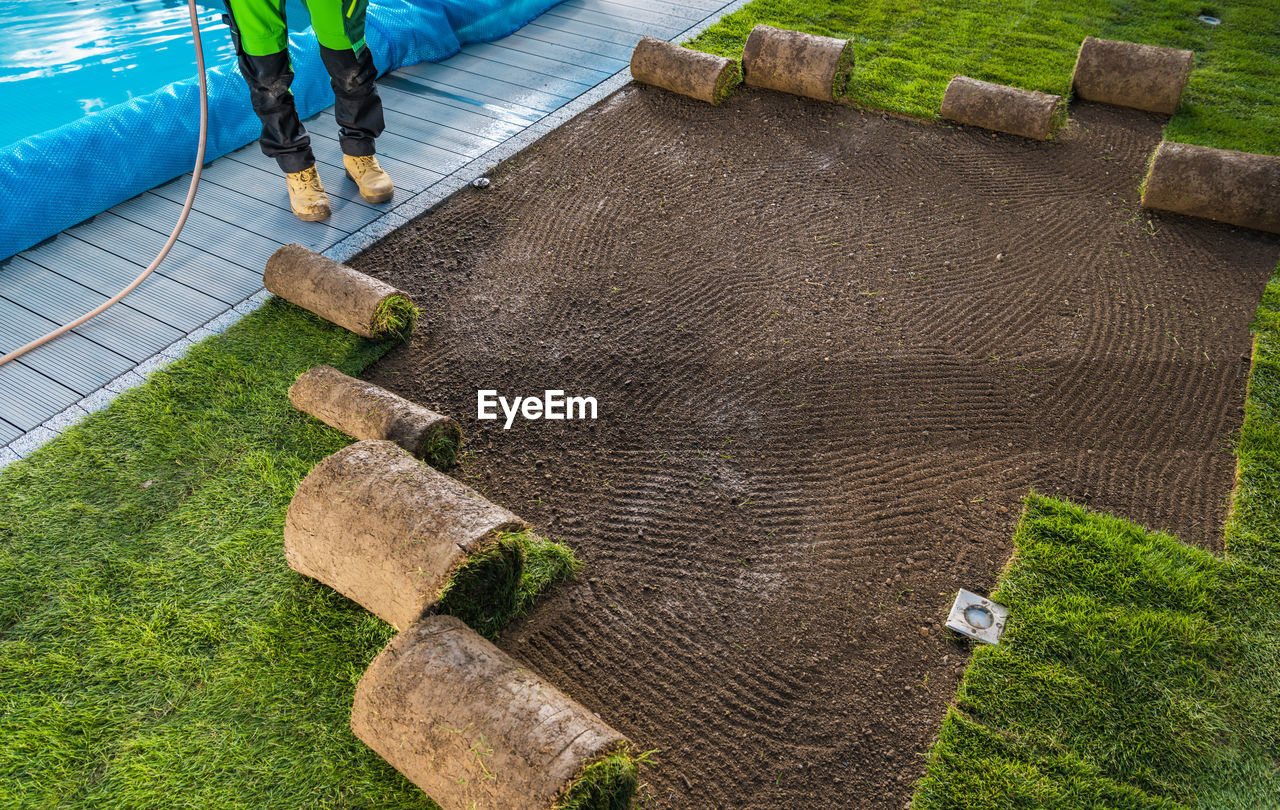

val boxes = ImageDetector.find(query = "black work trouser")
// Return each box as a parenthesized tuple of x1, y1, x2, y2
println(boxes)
(222, 5, 386, 174)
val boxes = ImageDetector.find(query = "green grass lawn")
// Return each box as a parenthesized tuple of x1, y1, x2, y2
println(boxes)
(0, 302, 608, 808)
(688, 0, 1280, 155)
(914, 274, 1280, 807)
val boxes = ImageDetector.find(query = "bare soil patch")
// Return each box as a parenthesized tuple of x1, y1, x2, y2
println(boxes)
(351, 86, 1279, 808)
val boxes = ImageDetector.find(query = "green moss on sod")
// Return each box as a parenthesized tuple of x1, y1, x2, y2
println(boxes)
(687, 0, 1280, 155)
(712, 58, 743, 105)
(832, 40, 857, 101)
(556, 750, 641, 810)
(437, 535, 524, 639)
(439, 531, 581, 641)
(420, 425, 461, 470)
(371, 294, 419, 341)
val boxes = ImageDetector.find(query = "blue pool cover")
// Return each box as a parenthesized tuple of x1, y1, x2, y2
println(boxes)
(0, 0, 563, 261)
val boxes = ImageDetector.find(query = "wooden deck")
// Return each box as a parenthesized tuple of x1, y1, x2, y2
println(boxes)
(0, 0, 743, 463)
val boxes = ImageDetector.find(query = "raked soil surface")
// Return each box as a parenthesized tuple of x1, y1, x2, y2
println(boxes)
(352, 85, 1279, 808)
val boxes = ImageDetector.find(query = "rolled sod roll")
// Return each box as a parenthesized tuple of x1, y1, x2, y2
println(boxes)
(1070, 36, 1194, 114)
(284, 440, 528, 629)
(289, 365, 462, 466)
(940, 76, 1061, 140)
(264, 243, 418, 339)
(352, 615, 631, 810)
(630, 36, 741, 105)
(742, 24, 856, 103)
(1142, 141, 1280, 234)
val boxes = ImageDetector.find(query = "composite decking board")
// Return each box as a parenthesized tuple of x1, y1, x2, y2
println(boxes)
(1, 0, 743, 448)
(560, 0, 702, 28)
(149, 175, 353, 247)
(366, 82, 533, 147)
(541, 6, 682, 40)
(315, 99, 498, 165)
(212, 148, 384, 213)
(0, 418, 21, 446)
(337, 90, 520, 149)
(268, 126, 447, 194)
(411, 51, 596, 97)
(388, 64, 563, 118)
(22, 239, 230, 334)
(1, 258, 184, 362)
(23, 238, 230, 332)
(496, 31, 631, 70)
(401, 59, 580, 108)
(375, 73, 545, 127)
(591, 0, 728, 14)
(305, 106, 473, 179)
(111, 194, 288, 263)
(66, 217, 260, 305)
(0, 360, 80, 431)
(166, 163, 388, 235)
(460, 42, 615, 87)
(574, 0, 719, 20)
(522, 19, 646, 56)
(0, 297, 136, 396)
(297, 100, 504, 165)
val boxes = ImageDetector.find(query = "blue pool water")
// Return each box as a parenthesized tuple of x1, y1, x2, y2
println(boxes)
(0, 0, 311, 148)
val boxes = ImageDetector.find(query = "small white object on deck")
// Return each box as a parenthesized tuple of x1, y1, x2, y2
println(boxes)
(946, 589, 1008, 645)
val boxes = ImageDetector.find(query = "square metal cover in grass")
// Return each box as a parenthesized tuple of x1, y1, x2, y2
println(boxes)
(946, 589, 1008, 645)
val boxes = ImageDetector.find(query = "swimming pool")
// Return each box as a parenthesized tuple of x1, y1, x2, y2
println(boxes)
(0, 0, 310, 148)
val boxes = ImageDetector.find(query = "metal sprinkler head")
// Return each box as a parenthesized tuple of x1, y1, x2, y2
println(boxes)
(946, 589, 1008, 645)
(1197, 13, 1221, 25)
(472, 177, 491, 189)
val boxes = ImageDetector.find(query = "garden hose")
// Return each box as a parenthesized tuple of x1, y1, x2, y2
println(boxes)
(0, 0, 209, 369)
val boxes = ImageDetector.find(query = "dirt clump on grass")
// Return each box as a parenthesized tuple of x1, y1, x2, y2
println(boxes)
(350, 86, 1278, 808)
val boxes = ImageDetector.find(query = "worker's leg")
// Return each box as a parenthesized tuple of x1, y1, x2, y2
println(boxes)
(304, 0, 385, 158)
(222, 0, 315, 173)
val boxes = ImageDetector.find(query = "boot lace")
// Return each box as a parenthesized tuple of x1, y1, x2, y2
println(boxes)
(348, 155, 379, 175)
(290, 169, 324, 193)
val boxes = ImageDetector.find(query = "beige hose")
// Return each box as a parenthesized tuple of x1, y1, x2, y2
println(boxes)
(0, 0, 209, 369)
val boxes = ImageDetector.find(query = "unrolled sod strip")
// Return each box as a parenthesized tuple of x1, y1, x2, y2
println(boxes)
(630, 36, 741, 105)
(1142, 141, 1280, 234)
(284, 440, 528, 629)
(289, 365, 462, 466)
(264, 243, 417, 339)
(940, 76, 1062, 140)
(352, 614, 630, 810)
(1071, 36, 1194, 115)
(742, 24, 856, 103)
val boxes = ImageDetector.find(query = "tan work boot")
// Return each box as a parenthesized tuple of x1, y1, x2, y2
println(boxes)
(343, 154, 394, 203)
(285, 166, 331, 222)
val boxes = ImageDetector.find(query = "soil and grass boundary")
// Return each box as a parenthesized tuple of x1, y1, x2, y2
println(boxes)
(912, 269, 1280, 807)
(688, 3, 1280, 805)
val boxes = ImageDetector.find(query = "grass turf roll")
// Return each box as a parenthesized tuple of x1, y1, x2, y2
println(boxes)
(1070, 36, 1194, 115)
(741, 24, 855, 103)
(264, 243, 419, 340)
(351, 615, 632, 810)
(289, 364, 462, 468)
(1142, 141, 1280, 234)
(284, 440, 528, 630)
(940, 76, 1062, 140)
(630, 36, 741, 105)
